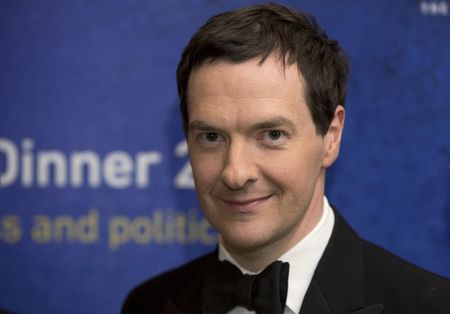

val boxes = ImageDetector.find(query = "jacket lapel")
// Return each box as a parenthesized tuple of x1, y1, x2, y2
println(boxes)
(162, 252, 217, 314)
(299, 276, 333, 314)
(300, 208, 385, 314)
(348, 304, 384, 314)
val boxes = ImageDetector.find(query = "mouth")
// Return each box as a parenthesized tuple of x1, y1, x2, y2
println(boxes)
(219, 195, 273, 212)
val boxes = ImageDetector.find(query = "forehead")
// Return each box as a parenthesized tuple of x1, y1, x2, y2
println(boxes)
(186, 56, 311, 130)
(187, 56, 304, 101)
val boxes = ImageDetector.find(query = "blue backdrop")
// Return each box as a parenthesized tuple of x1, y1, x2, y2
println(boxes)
(0, 1, 449, 313)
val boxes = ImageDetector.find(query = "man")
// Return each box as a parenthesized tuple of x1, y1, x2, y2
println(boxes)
(122, 3, 450, 314)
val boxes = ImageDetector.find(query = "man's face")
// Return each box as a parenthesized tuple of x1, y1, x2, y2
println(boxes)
(187, 56, 343, 257)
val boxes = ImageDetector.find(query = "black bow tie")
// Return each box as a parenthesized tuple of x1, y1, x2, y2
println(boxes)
(201, 259, 289, 314)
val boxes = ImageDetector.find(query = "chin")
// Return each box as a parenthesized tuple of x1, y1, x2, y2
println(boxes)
(219, 225, 273, 252)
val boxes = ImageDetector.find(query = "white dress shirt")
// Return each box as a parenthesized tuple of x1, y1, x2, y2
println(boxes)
(218, 196, 335, 314)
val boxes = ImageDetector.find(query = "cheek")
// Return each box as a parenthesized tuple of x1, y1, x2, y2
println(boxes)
(261, 145, 324, 190)
(190, 153, 223, 191)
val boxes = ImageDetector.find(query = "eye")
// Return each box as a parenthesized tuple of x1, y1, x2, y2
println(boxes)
(266, 130, 282, 140)
(196, 132, 226, 147)
(204, 132, 219, 142)
(257, 130, 288, 146)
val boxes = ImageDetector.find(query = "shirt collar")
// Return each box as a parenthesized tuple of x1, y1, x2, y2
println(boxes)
(218, 196, 335, 314)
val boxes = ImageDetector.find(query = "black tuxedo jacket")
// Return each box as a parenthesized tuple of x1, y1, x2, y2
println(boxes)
(122, 210, 450, 314)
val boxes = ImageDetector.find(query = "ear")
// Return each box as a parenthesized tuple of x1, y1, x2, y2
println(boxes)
(322, 105, 345, 168)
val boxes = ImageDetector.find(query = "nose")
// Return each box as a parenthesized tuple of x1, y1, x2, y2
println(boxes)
(220, 140, 258, 190)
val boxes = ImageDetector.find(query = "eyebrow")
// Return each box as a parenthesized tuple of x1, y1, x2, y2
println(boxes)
(252, 117, 297, 133)
(189, 120, 224, 133)
(189, 117, 297, 134)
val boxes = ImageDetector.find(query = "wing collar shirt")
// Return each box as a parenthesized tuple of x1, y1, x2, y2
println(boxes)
(218, 196, 335, 314)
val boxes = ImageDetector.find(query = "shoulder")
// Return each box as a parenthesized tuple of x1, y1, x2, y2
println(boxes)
(329, 208, 450, 313)
(121, 251, 214, 314)
(362, 239, 450, 313)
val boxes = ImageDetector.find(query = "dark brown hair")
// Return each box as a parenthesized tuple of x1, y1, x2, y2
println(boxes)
(177, 3, 349, 135)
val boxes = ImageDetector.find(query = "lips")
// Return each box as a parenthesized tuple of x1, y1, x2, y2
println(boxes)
(219, 194, 272, 212)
